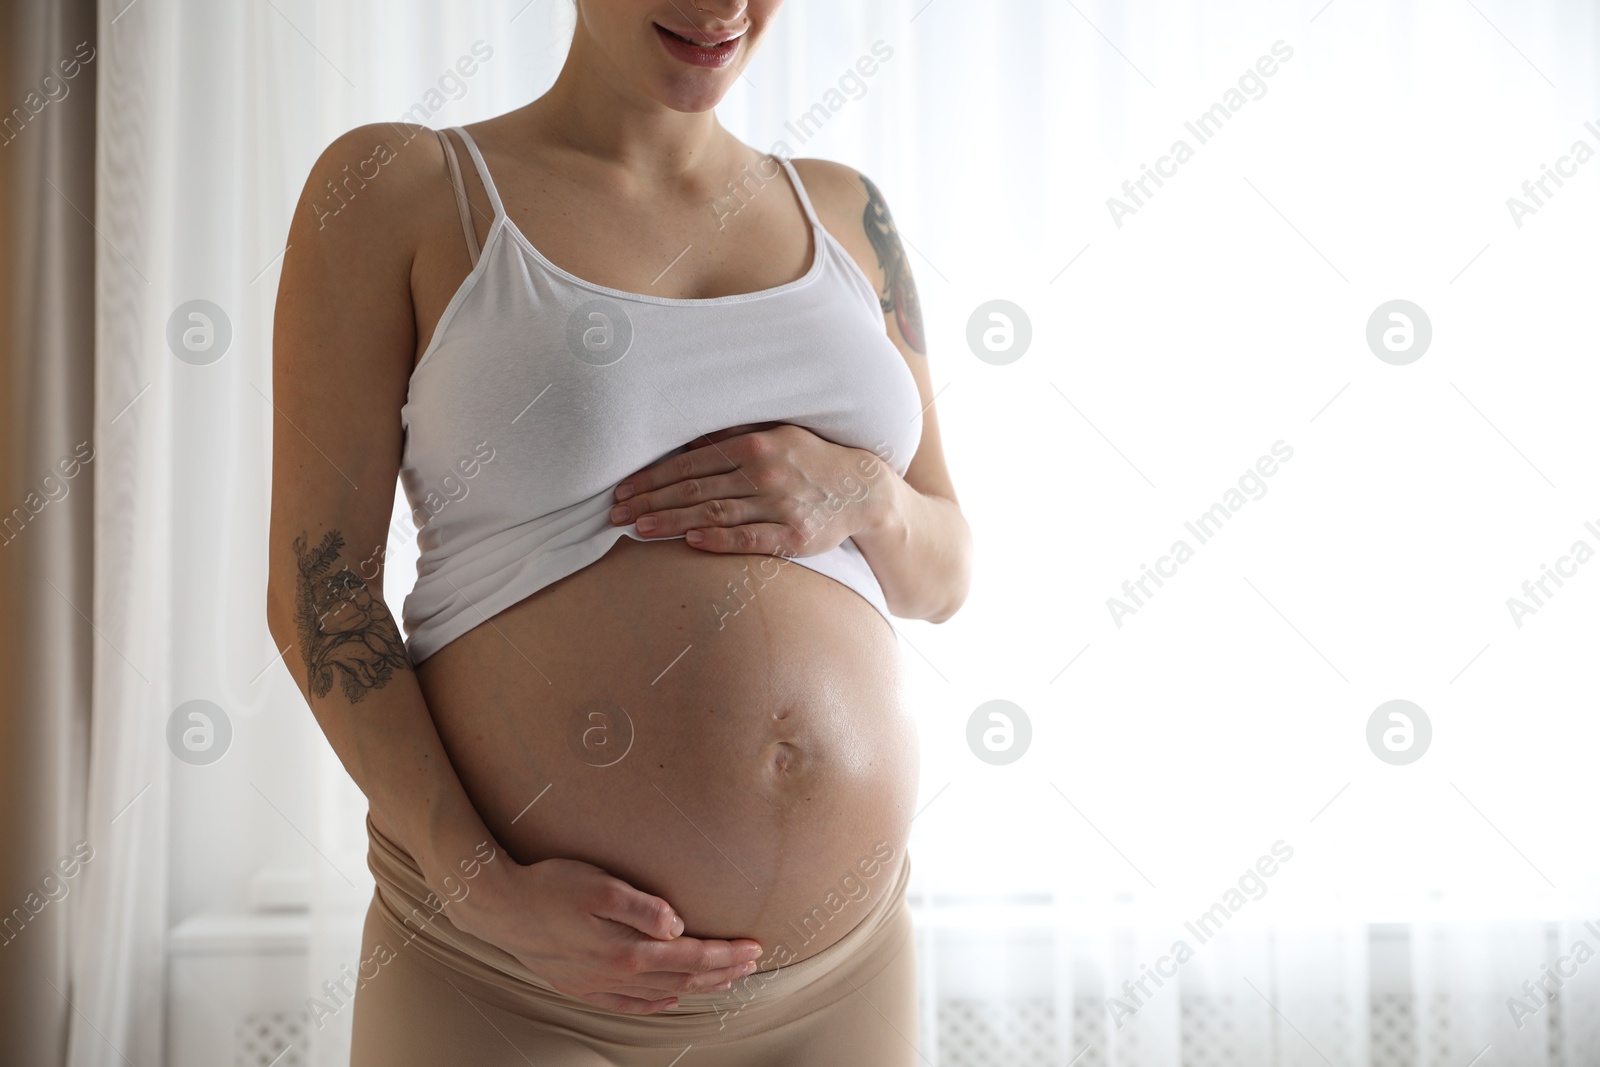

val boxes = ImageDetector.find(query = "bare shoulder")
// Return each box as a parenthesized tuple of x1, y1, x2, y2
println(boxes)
(789, 157, 926, 355)
(788, 157, 876, 227)
(275, 122, 459, 389)
(288, 121, 452, 253)
(788, 156, 869, 195)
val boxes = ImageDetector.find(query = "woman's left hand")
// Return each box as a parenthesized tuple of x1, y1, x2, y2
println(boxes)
(609, 423, 889, 557)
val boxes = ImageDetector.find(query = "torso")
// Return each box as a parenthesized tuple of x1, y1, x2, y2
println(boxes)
(397, 111, 918, 962)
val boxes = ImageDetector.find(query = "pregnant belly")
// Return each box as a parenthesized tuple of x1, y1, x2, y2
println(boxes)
(414, 536, 919, 964)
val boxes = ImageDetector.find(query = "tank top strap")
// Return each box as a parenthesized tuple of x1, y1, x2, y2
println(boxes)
(449, 125, 507, 221)
(776, 155, 823, 231)
(435, 129, 480, 266)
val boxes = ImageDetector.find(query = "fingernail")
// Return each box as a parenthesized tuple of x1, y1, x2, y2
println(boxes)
(685, 529, 704, 544)
(741, 961, 757, 975)
(636, 515, 657, 534)
(610, 504, 630, 523)
(670, 915, 684, 937)
(615, 482, 634, 501)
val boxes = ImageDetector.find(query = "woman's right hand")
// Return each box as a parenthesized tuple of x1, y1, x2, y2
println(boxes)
(446, 852, 765, 1014)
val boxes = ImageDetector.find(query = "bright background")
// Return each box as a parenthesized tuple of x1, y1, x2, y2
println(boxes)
(79, 0, 1600, 1063)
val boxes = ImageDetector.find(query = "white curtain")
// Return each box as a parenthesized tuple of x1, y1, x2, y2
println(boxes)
(88, 1, 1600, 1064)
(78, 4, 171, 1066)
(92, 2, 575, 1063)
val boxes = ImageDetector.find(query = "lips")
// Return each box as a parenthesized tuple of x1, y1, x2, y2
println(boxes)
(653, 22, 745, 68)
(656, 23, 744, 47)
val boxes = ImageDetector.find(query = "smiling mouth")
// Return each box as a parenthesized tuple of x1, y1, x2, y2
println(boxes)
(656, 24, 743, 50)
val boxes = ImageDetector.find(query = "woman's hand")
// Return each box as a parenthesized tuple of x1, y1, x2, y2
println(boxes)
(445, 853, 764, 1014)
(609, 423, 892, 556)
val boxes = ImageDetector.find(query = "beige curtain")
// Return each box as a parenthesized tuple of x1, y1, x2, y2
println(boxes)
(0, 0, 98, 1064)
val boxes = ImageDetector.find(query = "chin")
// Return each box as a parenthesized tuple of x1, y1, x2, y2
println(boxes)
(653, 80, 735, 114)
(638, 26, 758, 111)
(577, 2, 775, 112)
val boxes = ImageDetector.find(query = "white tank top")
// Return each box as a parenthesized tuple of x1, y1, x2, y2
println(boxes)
(397, 126, 923, 663)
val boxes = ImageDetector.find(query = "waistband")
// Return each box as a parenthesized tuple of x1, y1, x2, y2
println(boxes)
(364, 813, 913, 1043)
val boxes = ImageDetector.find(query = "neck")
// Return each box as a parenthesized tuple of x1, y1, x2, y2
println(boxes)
(530, 26, 726, 178)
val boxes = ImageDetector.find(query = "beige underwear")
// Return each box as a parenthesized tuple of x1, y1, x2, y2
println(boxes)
(349, 814, 922, 1065)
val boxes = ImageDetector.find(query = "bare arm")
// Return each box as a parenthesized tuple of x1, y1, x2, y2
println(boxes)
(797, 161, 973, 623)
(266, 123, 488, 891)
(266, 124, 760, 1013)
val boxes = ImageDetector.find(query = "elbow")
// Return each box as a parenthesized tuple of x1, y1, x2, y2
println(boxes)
(265, 605, 288, 647)
(264, 573, 295, 646)
(924, 569, 971, 624)
(886, 572, 966, 625)
(921, 527, 974, 625)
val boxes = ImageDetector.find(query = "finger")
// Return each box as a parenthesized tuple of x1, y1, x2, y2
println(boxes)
(683, 523, 798, 556)
(629, 497, 775, 539)
(609, 472, 757, 528)
(634, 961, 760, 994)
(632, 935, 765, 976)
(616, 432, 771, 501)
(615, 444, 737, 502)
(580, 991, 678, 1015)
(589, 879, 683, 940)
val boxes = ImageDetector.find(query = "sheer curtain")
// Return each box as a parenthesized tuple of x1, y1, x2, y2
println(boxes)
(86, 1, 1600, 1064)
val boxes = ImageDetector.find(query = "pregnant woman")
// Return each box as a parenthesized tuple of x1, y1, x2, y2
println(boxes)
(266, 1, 970, 1062)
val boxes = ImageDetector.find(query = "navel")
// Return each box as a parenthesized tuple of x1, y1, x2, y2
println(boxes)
(768, 740, 802, 776)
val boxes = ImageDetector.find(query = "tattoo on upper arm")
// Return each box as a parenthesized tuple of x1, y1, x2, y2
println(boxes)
(860, 174, 926, 354)
(294, 530, 411, 702)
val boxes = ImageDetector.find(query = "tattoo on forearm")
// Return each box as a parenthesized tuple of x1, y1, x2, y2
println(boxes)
(293, 530, 411, 702)
(860, 173, 926, 354)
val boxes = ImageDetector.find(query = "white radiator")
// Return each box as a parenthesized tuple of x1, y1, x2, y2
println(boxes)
(168, 913, 312, 1067)
(166, 914, 1600, 1066)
